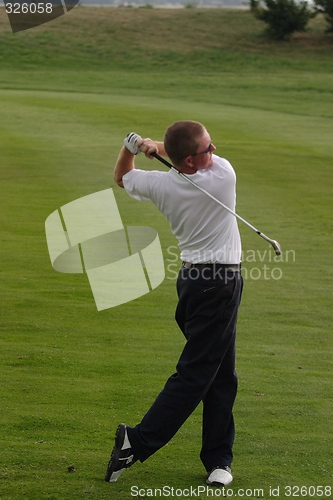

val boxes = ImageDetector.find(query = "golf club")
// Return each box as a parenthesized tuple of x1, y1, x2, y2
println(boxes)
(152, 152, 281, 256)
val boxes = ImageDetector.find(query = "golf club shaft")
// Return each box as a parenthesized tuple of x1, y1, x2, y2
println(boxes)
(152, 152, 281, 255)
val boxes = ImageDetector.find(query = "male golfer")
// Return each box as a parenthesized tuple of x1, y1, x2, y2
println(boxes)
(105, 120, 243, 487)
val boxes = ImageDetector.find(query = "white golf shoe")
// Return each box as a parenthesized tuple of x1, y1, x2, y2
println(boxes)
(206, 466, 233, 486)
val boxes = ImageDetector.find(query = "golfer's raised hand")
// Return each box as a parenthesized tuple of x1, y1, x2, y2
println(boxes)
(137, 138, 158, 159)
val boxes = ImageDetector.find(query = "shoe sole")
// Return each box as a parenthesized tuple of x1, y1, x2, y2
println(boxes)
(206, 480, 230, 487)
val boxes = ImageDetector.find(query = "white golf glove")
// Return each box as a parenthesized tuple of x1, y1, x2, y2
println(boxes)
(124, 132, 142, 155)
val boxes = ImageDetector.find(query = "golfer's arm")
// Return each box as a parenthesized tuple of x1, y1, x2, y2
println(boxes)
(114, 146, 135, 188)
(114, 141, 168, 188)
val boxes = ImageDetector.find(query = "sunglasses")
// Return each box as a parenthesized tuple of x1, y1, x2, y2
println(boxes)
(191, 142, 214, 157)
(179, 143, 214, 161)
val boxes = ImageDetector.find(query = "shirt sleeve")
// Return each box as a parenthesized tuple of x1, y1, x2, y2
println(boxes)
(122, 169, 152, 202)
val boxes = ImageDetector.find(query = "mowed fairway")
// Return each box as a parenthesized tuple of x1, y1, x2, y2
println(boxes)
(0, 7, 332, 499)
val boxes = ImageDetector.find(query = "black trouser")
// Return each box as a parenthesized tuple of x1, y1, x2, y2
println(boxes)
(127, 265, 243, 472)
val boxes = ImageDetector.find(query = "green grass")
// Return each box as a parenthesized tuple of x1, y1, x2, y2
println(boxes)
(0, 6, 332, 500)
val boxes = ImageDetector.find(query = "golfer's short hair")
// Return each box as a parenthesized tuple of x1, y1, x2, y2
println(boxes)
(164, 120, 206, 166)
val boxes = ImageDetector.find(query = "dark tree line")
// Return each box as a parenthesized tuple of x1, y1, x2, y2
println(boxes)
(250, 0, 333, 40)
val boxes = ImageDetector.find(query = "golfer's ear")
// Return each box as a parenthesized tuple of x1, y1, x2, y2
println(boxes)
(183, 156, 195, 169)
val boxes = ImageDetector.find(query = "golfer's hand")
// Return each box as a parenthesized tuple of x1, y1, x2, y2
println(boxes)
(137, 138, 158, 159)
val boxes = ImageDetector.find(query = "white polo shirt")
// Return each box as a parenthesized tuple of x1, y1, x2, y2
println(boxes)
(122, 154, 241, 264)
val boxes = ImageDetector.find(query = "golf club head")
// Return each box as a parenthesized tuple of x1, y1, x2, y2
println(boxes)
(272, 240, 281, 256)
